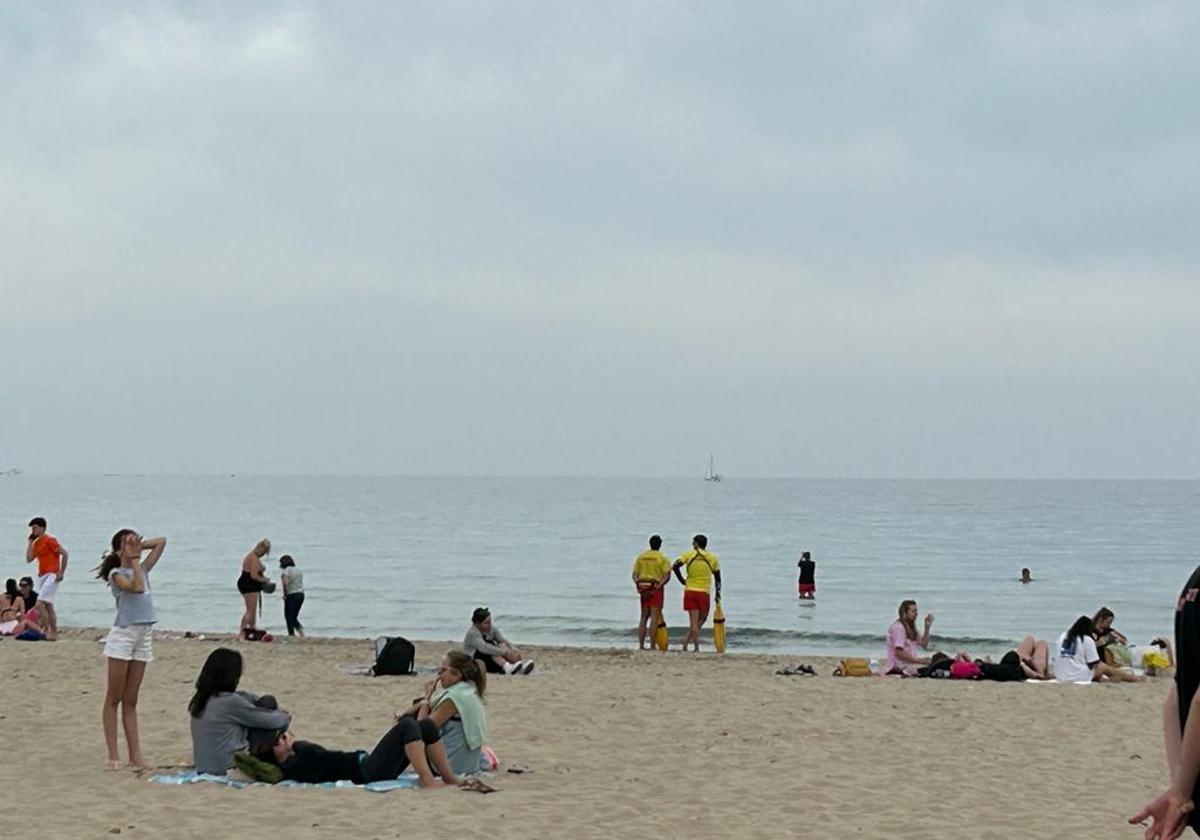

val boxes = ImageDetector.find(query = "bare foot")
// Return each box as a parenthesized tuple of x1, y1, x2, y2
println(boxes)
(105, 760, 122, 771)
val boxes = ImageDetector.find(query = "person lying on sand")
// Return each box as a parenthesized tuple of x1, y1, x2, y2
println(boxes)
(252, 718, 464, 789)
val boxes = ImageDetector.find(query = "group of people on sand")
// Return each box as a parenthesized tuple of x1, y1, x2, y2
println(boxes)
(236, 538, 306, 640)
(631, 534, 722, 652)
(883, 599, 1171, 683)
(78, 524, 494, 789)
(2, 517, 68, 641)
(187, 647, 491, 789)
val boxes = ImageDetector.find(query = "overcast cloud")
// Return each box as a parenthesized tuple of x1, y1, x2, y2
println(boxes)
(2, 2, 1197, 477)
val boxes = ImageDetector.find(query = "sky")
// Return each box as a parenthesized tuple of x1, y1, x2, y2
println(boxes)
(1, 2, 1198, 478)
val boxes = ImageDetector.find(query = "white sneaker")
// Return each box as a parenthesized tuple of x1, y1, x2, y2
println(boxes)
(503, 661, 521, 675)
(521, 660, 536, 675)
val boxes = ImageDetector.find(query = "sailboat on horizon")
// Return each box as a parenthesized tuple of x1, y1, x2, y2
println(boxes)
(704, 454, 722, 482)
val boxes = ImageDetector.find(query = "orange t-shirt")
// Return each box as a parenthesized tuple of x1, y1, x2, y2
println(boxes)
(33, 535, 62, 577)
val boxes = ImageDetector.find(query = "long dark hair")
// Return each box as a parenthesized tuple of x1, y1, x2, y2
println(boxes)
(1062, 615, 1095, 656)
(4, 578, 17, 602)
(188, 648, 244, 718)
(897, 599, 918, 641)
(96, 529, 135, 581)
(446, 649, 487, 699)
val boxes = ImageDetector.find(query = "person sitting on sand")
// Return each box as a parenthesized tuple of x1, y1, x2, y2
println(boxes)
(237, 538, 273, 636)
(13, 577, 37, 612)
(0, 604, 46, 639)
(633, 534, 671, 650)
(189, 648, 293, 775)
(463, 607, 534, 675)
(1092, 606, 1129, 665)
(398, 650, 488, 777)
(1054, 616, 1139, 683)
(884, 599, 935, 675)
(2, 578, 21, 611)
(252, 717, 464, 788)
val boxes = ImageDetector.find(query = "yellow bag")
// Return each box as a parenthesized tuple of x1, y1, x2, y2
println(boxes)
(834, 657, 873, 677)
(1143, 650, 1171, 671)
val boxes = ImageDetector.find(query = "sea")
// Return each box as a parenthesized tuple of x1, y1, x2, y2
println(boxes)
(3, 476, 1197, 657)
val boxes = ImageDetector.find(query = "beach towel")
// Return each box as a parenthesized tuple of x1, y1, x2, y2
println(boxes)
(150, 770, 420, 792)
(432, 682, 486, 750)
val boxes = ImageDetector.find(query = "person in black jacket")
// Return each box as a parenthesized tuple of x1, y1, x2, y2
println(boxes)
(256, 716, 463, 788)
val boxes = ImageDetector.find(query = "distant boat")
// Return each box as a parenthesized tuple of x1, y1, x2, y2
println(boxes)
(0, 467, 21, 476)
(704, 454, 722, 482)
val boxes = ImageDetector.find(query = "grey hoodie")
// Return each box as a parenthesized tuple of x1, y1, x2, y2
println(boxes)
(190, 691, 291, 775)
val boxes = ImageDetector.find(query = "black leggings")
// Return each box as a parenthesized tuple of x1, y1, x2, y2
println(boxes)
(474, 650, 506, 674)
(360, 716, 440, 782)
(284, 592, 305, 636)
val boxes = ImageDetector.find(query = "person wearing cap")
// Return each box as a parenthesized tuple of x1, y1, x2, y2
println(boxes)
(26, 517, 67, 639)
(463, 608, 534, 675)
(632, 534, 671, 650)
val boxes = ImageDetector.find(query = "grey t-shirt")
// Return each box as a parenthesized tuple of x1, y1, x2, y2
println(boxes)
(111, 567, 156, 627)
(463, 624, 509, 657)
(190, 691, 292, 775)
(281, 568, 304, 595)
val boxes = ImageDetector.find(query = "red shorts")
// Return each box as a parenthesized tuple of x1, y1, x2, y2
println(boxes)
(683, 590, 710, 613)
(639, 587, 664, 609)
(798, 583, 815, 595)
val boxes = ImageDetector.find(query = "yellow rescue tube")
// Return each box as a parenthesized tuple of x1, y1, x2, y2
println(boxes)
(654, 620, 668, 651)
(713, 602, 726, 653)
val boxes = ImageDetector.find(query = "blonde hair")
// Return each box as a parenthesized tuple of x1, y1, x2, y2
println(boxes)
(255, 538, 272, 555)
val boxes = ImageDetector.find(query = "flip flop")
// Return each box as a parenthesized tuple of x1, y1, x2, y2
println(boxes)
(459, 777, 497, 794)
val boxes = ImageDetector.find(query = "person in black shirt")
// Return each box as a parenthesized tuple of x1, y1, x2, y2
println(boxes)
(797, 551, 816, 600)
(1130, 565, 1200, 838)
(257, 716, 463, 788)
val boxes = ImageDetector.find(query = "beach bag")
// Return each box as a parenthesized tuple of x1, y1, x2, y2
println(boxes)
(1143, 649, 1171, 671)
(949, 660, 982, 680)
(1105, 643, 1132, 666)
(834, 657, 872, 677)
(371, 635, 416, 676)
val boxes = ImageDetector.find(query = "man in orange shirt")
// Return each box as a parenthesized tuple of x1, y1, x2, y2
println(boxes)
(26, 517, 68, 639)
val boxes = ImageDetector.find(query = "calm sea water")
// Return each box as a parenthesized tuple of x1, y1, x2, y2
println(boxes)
(2, 476, 1197, 656)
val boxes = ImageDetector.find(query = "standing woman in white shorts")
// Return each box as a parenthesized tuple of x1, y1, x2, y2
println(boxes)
(96, 529, 166, 770)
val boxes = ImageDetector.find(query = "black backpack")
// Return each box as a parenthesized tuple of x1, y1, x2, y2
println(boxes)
(370, 636, 416, 676)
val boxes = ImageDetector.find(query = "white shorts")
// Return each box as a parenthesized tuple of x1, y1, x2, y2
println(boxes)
(103, 624, 154, 662)
(34, 573, 59, 603)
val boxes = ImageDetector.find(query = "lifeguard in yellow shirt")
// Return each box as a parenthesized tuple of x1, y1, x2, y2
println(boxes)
(632, 534, 671, 650)
(672, 534, 721, 652)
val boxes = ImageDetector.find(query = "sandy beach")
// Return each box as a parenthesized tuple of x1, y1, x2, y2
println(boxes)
(2, 630, 1171, 840)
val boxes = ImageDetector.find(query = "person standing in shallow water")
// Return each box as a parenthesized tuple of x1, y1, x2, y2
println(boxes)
(632, 534, 671, 650)
(797, 551, 816, 600)
(237, 538, 272, 634)
(279, 555, 305, 638)
(672, 535, 721, 653)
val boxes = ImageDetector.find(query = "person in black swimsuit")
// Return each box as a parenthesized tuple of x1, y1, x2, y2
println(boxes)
(238, 538, 272, 635)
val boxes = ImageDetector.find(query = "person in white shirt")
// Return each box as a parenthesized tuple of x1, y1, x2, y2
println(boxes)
(1054, 615, 1139, 683)
(279, 555, 305, 638)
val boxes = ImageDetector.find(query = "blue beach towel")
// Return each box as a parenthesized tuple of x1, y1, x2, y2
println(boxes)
(150, 771, 420, 792)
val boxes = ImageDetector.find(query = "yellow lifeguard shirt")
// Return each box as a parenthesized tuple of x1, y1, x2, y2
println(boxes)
(632, 550, 671, 583)
(677, 549, 720, 592)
